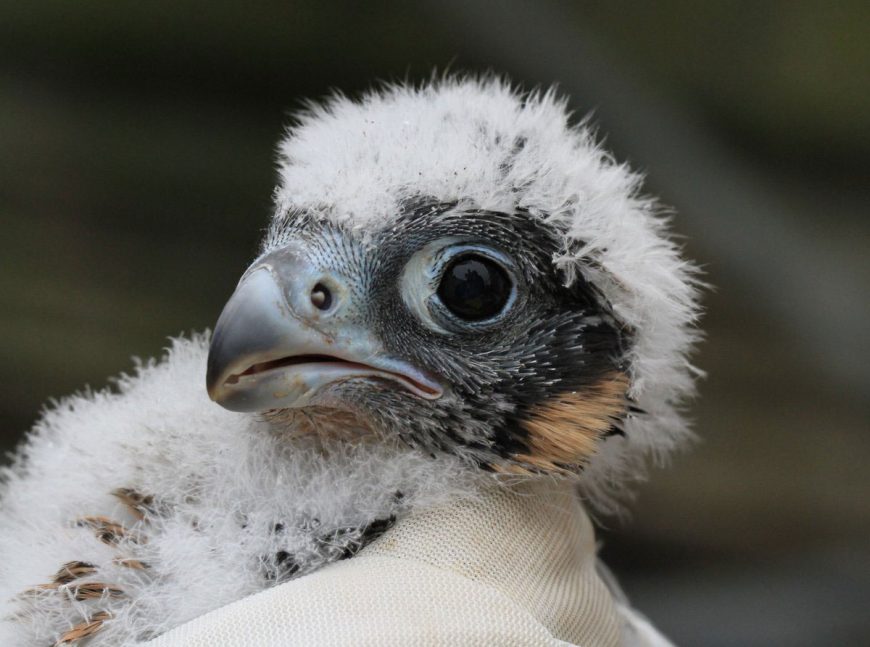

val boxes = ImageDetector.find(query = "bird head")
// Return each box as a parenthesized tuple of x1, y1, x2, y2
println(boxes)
(206, 78, 701, 490)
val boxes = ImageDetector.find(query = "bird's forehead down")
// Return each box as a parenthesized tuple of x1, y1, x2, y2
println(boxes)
(269, 81, 591, 238)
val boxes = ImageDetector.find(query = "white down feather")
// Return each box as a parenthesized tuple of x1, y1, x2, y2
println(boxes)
(0, 336, 480, 644)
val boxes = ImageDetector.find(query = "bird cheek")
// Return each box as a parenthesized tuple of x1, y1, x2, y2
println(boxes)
(497, 371, 630, 475)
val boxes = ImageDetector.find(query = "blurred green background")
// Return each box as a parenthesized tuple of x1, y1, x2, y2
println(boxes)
(1, 1, 868, 644)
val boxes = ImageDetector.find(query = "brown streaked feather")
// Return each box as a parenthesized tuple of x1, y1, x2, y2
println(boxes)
(13, 584, 56, 600)
(114, 557, 150, 570)
(506, 371, 630, 474)
(76, 516, 135, 546)
(69, 582, 125, 601)
(52, 561, 98, 586)
(111, 488, 157, 520)
(17, 560, 97, 594)
(54, 611, 112, 646)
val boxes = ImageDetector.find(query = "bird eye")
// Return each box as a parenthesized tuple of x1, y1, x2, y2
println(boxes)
(437, 254, 512, 321)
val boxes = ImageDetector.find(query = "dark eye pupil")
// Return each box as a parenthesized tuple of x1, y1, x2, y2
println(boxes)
(437, 255, 512, 321)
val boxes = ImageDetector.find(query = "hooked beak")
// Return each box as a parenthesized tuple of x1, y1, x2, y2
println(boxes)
(206, 251, 442, 413)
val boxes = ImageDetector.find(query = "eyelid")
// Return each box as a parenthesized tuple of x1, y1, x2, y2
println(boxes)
(399, 239, 456, 334)
(432, 244, 517, 281)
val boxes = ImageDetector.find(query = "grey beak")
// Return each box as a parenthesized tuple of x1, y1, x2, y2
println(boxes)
(206, 253, 442, 413)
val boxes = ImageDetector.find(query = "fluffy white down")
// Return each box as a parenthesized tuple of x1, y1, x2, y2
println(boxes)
(274, 77, 702, 509)
(0, 336, 479, 645)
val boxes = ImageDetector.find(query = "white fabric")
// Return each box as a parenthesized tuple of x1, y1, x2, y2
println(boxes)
(145, 480, 632, 646)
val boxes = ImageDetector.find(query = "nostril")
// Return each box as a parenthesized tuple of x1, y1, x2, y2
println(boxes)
(310, 283, 333, 311)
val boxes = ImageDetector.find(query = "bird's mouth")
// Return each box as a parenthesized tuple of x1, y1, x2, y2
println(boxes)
(206, 265, 443, 413)
(221, 353, 442, 405)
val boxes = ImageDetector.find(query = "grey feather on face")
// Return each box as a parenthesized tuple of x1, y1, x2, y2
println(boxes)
(262, 199, 632, 475)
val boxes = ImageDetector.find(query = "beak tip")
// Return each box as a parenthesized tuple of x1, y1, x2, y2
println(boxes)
(205, 353, 229, 404)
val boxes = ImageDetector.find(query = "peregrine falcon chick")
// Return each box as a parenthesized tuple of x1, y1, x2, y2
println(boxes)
(0, 77, 701, 646)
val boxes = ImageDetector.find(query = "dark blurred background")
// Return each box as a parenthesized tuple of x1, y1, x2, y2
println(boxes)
(1, 1, 868, 644)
